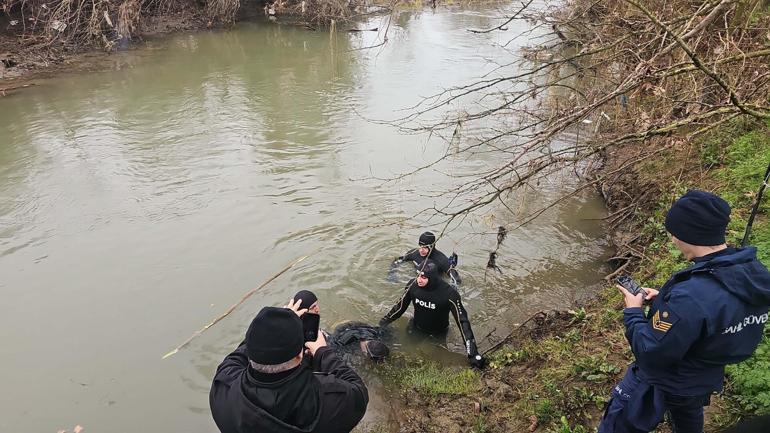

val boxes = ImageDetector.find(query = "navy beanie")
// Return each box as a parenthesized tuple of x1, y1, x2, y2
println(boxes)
(293, 290, 318, 310)
(246, 307, 303, 365)
(419, 231, 436, 246)
(664, 190, 731, 246)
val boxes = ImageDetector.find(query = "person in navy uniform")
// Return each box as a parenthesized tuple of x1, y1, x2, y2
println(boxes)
(389, 231, 461, 285)
(380, 259, 484, 368)
(599, 190, 770, 433)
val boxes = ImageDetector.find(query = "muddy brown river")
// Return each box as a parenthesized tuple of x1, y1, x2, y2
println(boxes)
(0, 5, 609, 432)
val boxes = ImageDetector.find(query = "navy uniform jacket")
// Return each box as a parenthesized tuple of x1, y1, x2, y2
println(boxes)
(624, 247, 770, 395)
(381, 277, 479, 357)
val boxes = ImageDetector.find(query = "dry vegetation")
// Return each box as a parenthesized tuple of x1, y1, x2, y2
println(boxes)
(382, 0, 770, 237)
(370, 1, 770, 432)
(0, 0, 370, 61)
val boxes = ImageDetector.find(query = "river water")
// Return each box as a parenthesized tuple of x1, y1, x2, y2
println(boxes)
(0, 5, 610, 432)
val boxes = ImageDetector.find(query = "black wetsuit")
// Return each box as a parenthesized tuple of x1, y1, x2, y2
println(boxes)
(380, 277, 479, 358)
(401, 248, 452, 275)
(394, 247, 462, 286)
(329, 321, 390, 347)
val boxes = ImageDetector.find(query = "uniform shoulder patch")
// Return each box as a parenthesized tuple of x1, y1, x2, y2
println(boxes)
(650, 307, 680, 339)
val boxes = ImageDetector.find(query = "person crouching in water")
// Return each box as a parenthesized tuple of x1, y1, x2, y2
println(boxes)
(391, 231, 461, 285)
(290, 290, 390, 364)
(209, 305, 368, 433)
(327, 321, 391, 364)
(380, 259, 485, 368)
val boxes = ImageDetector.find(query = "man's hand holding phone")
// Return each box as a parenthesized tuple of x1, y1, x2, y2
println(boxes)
(305, 331, 327, 357)
(614, 275, 658, 308)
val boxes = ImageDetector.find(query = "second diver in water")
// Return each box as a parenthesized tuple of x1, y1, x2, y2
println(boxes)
(390, 231, 461, 285)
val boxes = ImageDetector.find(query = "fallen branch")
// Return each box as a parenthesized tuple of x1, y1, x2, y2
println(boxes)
(162, 251, 316, 359)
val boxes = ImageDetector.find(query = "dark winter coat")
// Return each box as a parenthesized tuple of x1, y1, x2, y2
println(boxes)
(209, 343, 368, 433)
(624, 247, 770, 395)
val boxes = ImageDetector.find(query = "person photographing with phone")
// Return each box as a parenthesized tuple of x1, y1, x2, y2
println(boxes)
(209, 300, 368, 433)
(599, 190, 770, 433)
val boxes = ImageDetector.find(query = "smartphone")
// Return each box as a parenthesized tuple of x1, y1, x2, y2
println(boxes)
(301, 313, 320, 342)
(615, 275, 647, 297)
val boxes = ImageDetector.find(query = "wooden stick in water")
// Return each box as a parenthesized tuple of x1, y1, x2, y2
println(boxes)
(162, 252, 314, 360)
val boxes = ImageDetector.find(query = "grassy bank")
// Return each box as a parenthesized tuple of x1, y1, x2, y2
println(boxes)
(376, 120, 770, 433)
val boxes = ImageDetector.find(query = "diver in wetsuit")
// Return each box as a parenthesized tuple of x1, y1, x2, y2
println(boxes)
(380, 259, 485, 368)
(390, 231, 461, 285)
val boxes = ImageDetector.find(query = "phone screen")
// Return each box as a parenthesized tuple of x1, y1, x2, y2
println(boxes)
(301, 313, 320, 342)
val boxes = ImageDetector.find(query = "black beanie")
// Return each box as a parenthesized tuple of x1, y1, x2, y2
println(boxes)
(418, 231, 436, 246)
(293, 290, 318, 310)
(664, 190, 731, 246)
(246, 307, 304, 365)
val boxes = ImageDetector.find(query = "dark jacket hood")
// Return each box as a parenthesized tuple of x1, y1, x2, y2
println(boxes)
(700, 247, 770, 306)
(233, 366, 321, 433)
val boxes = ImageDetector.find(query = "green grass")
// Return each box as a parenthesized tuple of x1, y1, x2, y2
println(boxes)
(726, 330, 770, 414)
(402, 363, 480, 396)
(711, 120, 770, 416)
(548, 416, 590, 433)
(379, 355, 481, 397)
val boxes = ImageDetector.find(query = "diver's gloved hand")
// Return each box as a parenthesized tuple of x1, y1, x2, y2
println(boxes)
(386, 258, 402, 283)
(378, 317, 392, 328)
(387, 257, 404, 283)
(469, 354, 486, 369)
(449, 268, 462, 285)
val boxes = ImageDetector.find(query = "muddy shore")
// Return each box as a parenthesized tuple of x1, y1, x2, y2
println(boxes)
(0, 1, 202, 82)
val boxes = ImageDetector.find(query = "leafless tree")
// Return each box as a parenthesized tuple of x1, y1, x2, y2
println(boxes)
(380, 0, 770, 241)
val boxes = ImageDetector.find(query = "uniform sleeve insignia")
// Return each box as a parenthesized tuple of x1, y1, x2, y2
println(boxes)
(651, 309, 679, 338)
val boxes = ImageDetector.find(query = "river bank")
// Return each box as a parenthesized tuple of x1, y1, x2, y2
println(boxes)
(371, 117, 769, 433)
(368, 0, 770, 430)
(0, 0, 387, 85)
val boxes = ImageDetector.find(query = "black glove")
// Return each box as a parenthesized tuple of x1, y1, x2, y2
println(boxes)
(469, 354, 486, 369)
(449, 252, 459, 267)
(379, 317, 391, 327)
